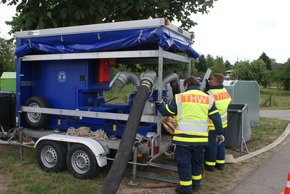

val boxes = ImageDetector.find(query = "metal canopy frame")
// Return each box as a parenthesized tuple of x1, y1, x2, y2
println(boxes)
(15, 18, 192, 40)
(21, 50, 190, 64)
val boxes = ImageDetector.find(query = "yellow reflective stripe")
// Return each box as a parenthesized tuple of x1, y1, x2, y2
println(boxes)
(221, 115, 227, 123)
(205, 161, 216, 166)
(173, 136, 208, 143)
(179, 122, 208, 127)
(177, 123, 208, 133)
(209, 109, 219, 115)
(222, 121, 227, 128)
(209, 120, 227, 130)
(174, 130, 208, 136)
(220, 111, 227, 118)
(180, 119, 208, 125)
(208, 123, 214, 130)
(192, 174, 202, 180)
(165, 104, 175, 115)
(216, 159, 225, 164)
(180, 180, 192, 186)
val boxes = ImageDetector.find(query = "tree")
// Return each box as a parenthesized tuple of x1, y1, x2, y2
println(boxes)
(231, 59, 270, 87)
(251, 59, 271, 87)
(194, 54, 207, 73)
(224, 60, 232, 70)
(271, 68, 283, 88)
(231, 61, 253, 80)
(211, 56, 225, 75)
(3, 0, 216, 33)
(258, 52, 272, 70)
(0, 37, 16, 75)
(280, 58, 290, 90)
(205, 54, 215, 69)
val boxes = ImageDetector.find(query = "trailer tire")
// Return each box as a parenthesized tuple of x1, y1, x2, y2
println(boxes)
(67, 144, 99, 179)
(24, 96, 51, 129)
(36, 140, 67, 172)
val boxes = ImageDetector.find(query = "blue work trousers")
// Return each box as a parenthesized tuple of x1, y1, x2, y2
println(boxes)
(175, 144, 204, 193)
(204, 130, 217, 169)
(216, 128, 226, 167)
(204, 128, 226, 169)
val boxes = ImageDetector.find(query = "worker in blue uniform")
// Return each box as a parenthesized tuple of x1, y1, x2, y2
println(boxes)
(204, 73, 232, 171)
(157, 76, 224, 194)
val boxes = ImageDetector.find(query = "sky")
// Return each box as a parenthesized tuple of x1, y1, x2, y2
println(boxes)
(190, 0, 290, 64)
(0, 3, 15, 39)
(0, 0, 289, 64)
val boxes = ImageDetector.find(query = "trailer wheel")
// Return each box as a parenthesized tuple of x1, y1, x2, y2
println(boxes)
(24, 96, 51, 129)
(36, 140, 67, 172)
(67, 144, 99, 179)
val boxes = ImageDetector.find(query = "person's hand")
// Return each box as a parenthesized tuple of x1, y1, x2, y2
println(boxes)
(216, 135, 225, 145)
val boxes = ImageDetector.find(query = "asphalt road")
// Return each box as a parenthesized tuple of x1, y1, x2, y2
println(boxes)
(229, 110, 290, 194)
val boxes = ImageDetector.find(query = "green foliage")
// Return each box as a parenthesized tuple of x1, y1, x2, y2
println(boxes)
(232, 59, 271, 87)
(194, 54, 207, 72)
(224, 60, 232, 70)
(270, 68, 283, 88)
(3, 0, 216, 33)
(280, 58, 290, 90)
(210, 56, 226, 74)
(112, 62, 192, 80)
(0, 37, 16, 74)
(258, 52, 272, 70)
(205, 54, 215, 69)
(231, 61, 250, 79)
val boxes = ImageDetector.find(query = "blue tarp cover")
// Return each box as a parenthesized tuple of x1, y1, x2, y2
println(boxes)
(15, 27, 199, 59)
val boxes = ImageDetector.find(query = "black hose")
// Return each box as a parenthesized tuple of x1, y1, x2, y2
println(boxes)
(99, 84, 150, 194)
(162, 73, 180, 100)
(170, 81, 180, 98)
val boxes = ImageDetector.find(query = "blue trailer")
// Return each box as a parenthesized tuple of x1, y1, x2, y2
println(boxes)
(13, 18, 199, 182)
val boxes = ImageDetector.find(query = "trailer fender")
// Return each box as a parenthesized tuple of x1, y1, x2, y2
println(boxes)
(34, 134, 107, 167)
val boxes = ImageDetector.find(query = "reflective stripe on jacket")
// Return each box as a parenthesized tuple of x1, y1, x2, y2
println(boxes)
(208, 88, 231, 130)
(173, 90, 213, 144)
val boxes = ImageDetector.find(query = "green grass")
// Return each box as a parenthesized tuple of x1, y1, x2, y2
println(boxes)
(260, 88, 290, 109)
(103, 84, 137, 103)
(226, 117, 289, 158)
(1, 145, 106, 194)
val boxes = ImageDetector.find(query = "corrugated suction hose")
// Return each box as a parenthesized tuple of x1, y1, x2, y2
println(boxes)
(99, 71, 156, 194)
(162, 73, 180, 100)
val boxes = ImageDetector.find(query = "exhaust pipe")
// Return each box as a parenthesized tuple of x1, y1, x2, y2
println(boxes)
(99, 71, 157, 194)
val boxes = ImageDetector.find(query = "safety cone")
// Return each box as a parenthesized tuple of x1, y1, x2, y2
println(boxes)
(280, 172, 290, 194)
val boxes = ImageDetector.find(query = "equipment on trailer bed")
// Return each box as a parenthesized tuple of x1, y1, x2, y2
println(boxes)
(1, 18, 200, 189)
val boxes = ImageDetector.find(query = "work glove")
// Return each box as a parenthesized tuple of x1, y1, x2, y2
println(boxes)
(216, 134, 225, 145)
(205, 79, 211, 91)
